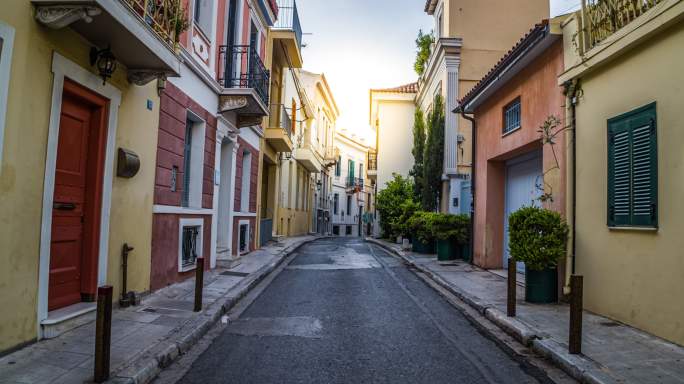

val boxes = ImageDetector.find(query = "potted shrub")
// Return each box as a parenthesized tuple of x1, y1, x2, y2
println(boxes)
(508, 206, 568, 303)
(432, 214, 470, 262)
(394, 199, 420, 245)
(408, 211, 436, 254)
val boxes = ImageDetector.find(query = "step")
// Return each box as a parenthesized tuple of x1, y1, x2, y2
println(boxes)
(41, 302, 97, 339)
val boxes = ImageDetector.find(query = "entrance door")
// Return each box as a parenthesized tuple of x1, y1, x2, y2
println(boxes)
(503, 151, 542, 273)
(49, 80, 108, 311)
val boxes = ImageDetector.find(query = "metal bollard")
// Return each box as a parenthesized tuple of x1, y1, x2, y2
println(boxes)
(194, 257, 205, 312)
(569, 275, 583, 354)
(507, 258, 516, 317)
(94, 286, 113, 383)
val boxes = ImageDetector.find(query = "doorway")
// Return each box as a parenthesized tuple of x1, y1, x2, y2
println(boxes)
(503, 151, 542, 273)
(49, 79, 109, 311)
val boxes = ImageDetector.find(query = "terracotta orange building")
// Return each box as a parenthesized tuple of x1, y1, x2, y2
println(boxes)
(458, 19, 567, 292)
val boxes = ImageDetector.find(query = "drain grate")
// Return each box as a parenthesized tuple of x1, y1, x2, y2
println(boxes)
(221, 270, 250, 277)
(600, 321, 620, 327)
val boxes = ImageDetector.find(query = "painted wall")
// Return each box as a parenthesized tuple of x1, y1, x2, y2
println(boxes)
(0, 3, 158, 352)
(473, 41, 565, 270)
(572, 21, 684, 345)
(371, 94, 416, 190)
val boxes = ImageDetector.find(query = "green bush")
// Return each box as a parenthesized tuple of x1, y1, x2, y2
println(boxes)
(394, 199, 421, 238)
(407, 211, 437, 243)
(376, 174, 414, 239)
(508, 206, 569, 271)
(431, 214, 470, 244)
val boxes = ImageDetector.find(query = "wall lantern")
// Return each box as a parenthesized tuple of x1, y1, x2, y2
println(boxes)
(117, 148, 140, 178)
(90, 46, 117, 85)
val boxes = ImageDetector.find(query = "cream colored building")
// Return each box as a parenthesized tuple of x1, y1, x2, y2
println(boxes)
(418, 0, 549, 213)
(331, 131, 371, 237)
(559, 0, 684, 346)
(0, 1, 180, 352)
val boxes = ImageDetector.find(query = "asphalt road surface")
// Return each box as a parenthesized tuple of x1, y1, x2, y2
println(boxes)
(177, 237, 545, 384)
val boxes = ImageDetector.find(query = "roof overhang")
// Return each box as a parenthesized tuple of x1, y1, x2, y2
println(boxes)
(425, 0, 439, 15)
(458, 23, 560, 114)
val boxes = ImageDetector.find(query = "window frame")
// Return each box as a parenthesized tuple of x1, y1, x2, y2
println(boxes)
(182, 112, 206, 209)
(0, 22, 15, 170)
(607, 102, 658, 229)
(502, 97, 522, 136)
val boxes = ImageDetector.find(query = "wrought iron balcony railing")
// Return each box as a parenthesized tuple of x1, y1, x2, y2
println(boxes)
(269, 103, 293, 138)
(582, 0, 662, 50)
(120, 0, 182, 47)
(368, 151, 377, 171)
(346, 177, 365, 190)
(218, 45, 270, 105)
(273, 0, 303, 48)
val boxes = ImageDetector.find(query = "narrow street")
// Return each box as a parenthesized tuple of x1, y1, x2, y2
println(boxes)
(174, 238, 544, 384)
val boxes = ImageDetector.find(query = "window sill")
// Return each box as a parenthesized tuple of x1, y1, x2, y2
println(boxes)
(502, 126, 521, 137)
(179, 263, 197, 273)
(608, 226, 658, 232)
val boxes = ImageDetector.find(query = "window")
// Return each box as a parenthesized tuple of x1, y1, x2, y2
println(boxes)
(359, 163, 364, 179)
(608, 103, 658, 228)
(503, 98, 521, 134)
(0, 22, 15, 171)
(333, 225, 340, 235)
(345, 225, 352, 235)
(241, 150, 252, 212)
(333, 193, 339, 214)
(335, 156, 341, 177)
(182, 114, 206, 208)
(178, 218, 203, 272)
(194, 0, 214, 37)
(346, 195, 352, 215)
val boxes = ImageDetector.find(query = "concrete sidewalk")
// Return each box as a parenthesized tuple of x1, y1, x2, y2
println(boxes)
(0, 236, 318, 384)
(368, 238, 684, 384)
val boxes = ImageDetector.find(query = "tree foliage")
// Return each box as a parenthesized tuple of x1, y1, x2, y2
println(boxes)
(422, 95, 445, 211)
(414, 30, 434, 76)
(410, 108, 426, 202)
(376, 174, 414, 239)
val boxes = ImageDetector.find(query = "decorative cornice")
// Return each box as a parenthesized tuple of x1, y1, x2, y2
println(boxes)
(35, 5, 101, 29)
(219, 95, 249, 112)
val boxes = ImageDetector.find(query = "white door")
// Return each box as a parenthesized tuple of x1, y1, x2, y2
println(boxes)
(503, 151, 543, 273)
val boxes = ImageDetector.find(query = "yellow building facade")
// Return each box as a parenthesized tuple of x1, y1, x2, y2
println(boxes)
(560, 0, 684, 345)
(0, 1, 179, 352)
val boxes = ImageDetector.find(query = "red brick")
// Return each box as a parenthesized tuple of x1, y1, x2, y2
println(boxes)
(158, 130, 185, 157)
(159, 111, 186, 140)
(157, 148, 183, 170)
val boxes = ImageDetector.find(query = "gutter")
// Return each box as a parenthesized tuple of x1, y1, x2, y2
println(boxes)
(562, 79, 579, 295)
(457, 106, 476, 265)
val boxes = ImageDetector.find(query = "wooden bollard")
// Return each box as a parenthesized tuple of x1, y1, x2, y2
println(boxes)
(94, 286, 113, 383)
(569, 275, 583, 354)
(507, 258, 516, 317)
(194, 257, 205, 312)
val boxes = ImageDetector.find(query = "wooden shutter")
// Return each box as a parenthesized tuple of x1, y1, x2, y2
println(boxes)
(607, 103, 657, 227)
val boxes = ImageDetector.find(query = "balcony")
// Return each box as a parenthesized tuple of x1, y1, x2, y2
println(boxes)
(218, 45, 270, 127)
(270, 0, 303, 68)
(264, 104, 294, 152)
(294, 145, 323, 173)
(33, 0, 181, 84)
(346, 177, 365, 193)
(367, 150, 377, 179)
(582, 0, 663, 51)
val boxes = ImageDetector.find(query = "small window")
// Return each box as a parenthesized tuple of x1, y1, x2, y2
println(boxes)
(503, 98, 521, 134)
(182, 113, 206, 208)
(333, 225, 340, 235)
(179, 218, 203, 272)
(608, 103, 658, 228)
(346, 195, 352, 215)
(333, 193, 339, 214)
(345, 225, 352, 235)
(194, 0, 214, 37)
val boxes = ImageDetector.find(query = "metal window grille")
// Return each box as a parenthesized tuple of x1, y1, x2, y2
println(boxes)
(503, 99, 521, 134)
(181, 226, 200, 268)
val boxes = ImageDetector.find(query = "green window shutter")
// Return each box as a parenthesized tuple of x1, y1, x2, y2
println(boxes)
(607, 103, 657, 228)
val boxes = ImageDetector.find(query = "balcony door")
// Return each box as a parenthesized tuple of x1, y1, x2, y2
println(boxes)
(225, 0, 239, 84)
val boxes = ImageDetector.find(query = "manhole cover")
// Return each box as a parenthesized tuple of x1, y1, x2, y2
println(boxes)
(221, 271, 250, 277)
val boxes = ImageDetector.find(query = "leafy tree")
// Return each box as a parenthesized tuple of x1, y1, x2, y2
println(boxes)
(376, 174, 414, 239)
(410, 108, 426, 202)
(414, 30, 434, 76)
(422, 95, 445, 211)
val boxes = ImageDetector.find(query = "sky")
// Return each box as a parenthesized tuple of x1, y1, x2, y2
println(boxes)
(295, 0, 581, 142)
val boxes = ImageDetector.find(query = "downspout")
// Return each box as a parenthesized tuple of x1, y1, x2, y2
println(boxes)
(459, 108, 476, 265)
(562, 79, 579, 295)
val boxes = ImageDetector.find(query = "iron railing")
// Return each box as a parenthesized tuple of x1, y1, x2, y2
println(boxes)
(181, 226, 200, 268)
(346, 177, 365, 190)
(269, 103, 293, 138)
(218, 45, 270, 105)
(368, 151, 377, 171)
(582, 0, 662, 50)
(273, 0, 303, 49)
(120, 0, 182, 47)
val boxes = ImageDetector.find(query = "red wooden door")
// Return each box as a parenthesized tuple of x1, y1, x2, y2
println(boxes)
(48, 81, 108, 311)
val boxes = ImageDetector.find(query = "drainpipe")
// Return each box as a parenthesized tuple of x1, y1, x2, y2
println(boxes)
(459, 108, 476, 265)
(563, 79, 579, 295)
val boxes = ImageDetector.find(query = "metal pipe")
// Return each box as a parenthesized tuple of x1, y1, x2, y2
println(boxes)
(94, 286, 113, 383)
(119, 243, 134, 307)
(459, 109, 477, 265)
(563, 79, 579, 295)
(194, 257, 205, 312)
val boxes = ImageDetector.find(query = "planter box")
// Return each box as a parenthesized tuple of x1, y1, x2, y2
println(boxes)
(436, 239, 462, 261)
(412, 238, 435, 254)
(525, 267, 558, 303)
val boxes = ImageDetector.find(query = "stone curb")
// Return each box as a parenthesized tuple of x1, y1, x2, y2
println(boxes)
(108, 236, 320, 384)
(366, 237, 621, 384)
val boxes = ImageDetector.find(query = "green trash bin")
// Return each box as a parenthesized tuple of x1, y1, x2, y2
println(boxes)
(436, 239, 461, 261)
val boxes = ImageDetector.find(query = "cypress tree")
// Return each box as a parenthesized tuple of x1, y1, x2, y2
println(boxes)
(422, 95, 445, 211)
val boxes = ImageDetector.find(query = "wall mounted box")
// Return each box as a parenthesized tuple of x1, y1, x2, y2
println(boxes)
(117, 148, 140, 178)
